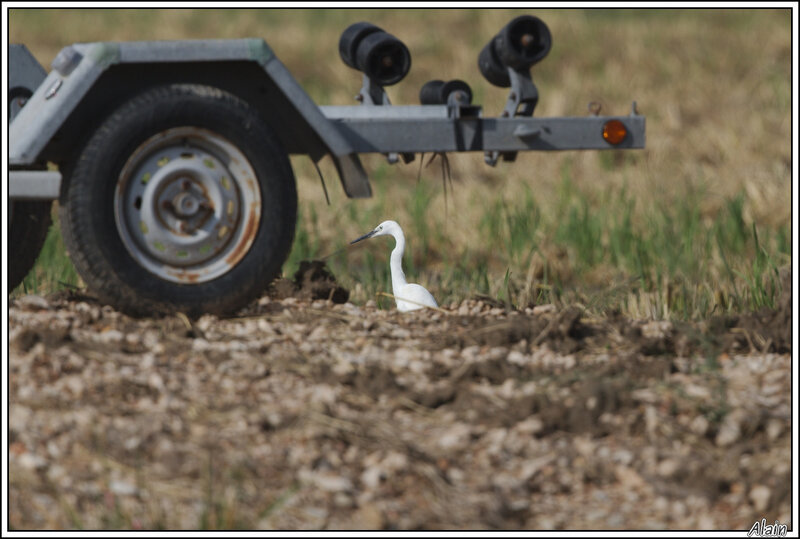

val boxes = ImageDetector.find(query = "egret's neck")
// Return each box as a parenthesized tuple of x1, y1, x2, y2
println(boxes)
(389, 229, 408, 294)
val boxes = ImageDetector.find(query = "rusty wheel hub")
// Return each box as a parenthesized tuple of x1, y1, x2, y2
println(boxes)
(114, 127, 261, 283)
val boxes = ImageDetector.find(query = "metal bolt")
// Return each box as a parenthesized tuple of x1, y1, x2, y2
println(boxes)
(501, 111, 510, 118)
(509, 92, 517, 100)
(521, 33, 534, 48)
(162, 200, 173, 210)
(182, 180, 192, 190)
(355, 94, 364, 102)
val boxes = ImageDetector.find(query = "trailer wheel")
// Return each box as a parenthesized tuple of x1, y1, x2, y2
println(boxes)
(59, 84, 297, 317)
(9, 200, 52, 291)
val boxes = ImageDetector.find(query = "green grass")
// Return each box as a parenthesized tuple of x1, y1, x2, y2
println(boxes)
(11, 165, 789, 321)
(302, 172, 789, 319)
(14, 207, 81, 296)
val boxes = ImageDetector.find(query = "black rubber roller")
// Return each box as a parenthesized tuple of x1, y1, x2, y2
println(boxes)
(354, 30, 411, 86)
(478, 15, 552, 87)
(495, 15, 551, 71)
(420, 79, 473, 105)
(478, 40, 511, 88)
(419, 80, 445, 104)
(339, 22, 382, 69)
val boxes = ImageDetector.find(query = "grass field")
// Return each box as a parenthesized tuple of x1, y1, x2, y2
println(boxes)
(9, 8, 792, 320)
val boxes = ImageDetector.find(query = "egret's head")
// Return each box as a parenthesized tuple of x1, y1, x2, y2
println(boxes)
(350, 220, 401, 244)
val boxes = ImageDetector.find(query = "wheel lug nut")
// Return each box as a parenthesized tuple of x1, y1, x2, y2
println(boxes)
(182, 180, 192, 190)
(162, 200, 173, 210)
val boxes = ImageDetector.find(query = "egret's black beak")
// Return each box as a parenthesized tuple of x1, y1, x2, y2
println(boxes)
(350, 229, 377, 245)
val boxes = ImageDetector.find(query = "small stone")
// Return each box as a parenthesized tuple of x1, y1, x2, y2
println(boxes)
(9, 405, 32, 434)
(360, 466, 384, 490)
(46, 464, 68, 485)
(654, 496, 669, 514)
(615, 465, 647, 491)
(684, 384, 711, 400)
(644, 406, 659, 436)
(697, 514, 716, 529)
(333, 493, 352, 508)
(437, 423, 471, 451)
(631, 388, 659, 403)
(689, 415, 709, 436)
(715, 409, 746, 446)
(18, 452, 48, 470)
(535, 516, 556, 530)
(515, 416, 544, 436)
(507, 350, 528, 365)
(671, 500, 687, 520)
(314, 473, 353, 493)
(124, 437, 141, 451)
(97, 329, 124, 344)
(749, 485, 771, 512)
(613, 449, 634, 466)
(766, 418, 785, 441)
(46, 440, 61, 458)
(352, 503, 384, 529)
(110, 480, 138, 496)
(657, 459, 680, 478)
(447, 467, 465, 483)
(641, 320, 672, 339)
(532, 304, 556, 315)
(60, 375, 84, 397)
(18, 295, 50, 311)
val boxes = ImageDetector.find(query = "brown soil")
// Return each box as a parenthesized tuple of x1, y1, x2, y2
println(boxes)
(7, 263, 793, 531)
(270, 260, 350, 304)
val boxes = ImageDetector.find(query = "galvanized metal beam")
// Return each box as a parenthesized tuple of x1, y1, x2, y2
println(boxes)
(321, 105, 451, 120)
(9, 171, 62, 199)
(325, 115, 645, 154)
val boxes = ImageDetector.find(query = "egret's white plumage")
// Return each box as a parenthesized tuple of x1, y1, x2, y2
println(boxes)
(351, 220, 438, 312)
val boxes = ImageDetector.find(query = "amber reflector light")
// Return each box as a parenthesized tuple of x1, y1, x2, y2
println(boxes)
(602, 120, 627, 145)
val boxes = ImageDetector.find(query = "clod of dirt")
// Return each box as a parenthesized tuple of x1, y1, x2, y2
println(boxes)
(270, 260, 350, 304)
(712, 267, 792, 354)
(444, 306, 594, 355)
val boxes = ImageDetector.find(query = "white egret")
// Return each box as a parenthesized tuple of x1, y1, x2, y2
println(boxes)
(350, 220, 438, 312)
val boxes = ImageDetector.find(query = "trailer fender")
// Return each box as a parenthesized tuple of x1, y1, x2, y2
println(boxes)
(9, 39, 371, 198)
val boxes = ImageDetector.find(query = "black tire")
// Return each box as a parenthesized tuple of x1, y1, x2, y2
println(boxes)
(9, 200, 52, 291)
(339, 22, 382, 69)
(59, 84, 297, 317)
